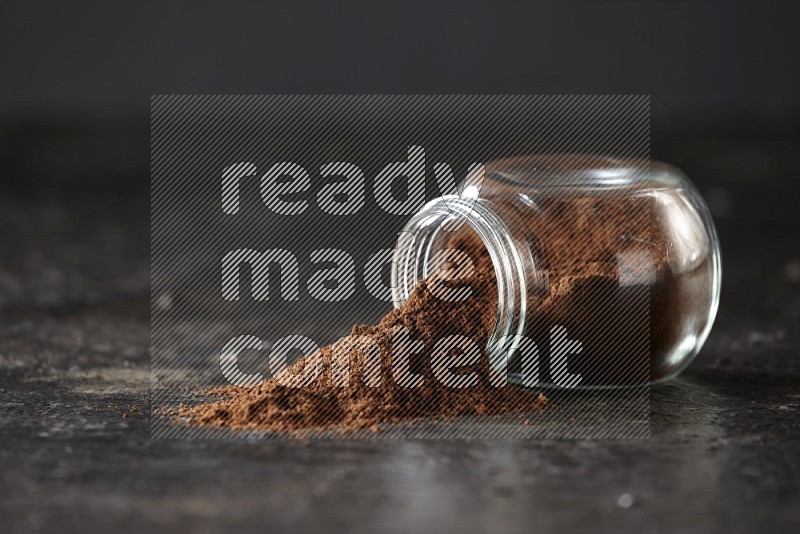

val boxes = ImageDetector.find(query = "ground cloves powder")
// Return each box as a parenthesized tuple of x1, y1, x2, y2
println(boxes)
(178, 158, 716, 434)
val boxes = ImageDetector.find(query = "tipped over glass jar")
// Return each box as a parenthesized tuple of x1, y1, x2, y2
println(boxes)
(392, 155, 721, 388)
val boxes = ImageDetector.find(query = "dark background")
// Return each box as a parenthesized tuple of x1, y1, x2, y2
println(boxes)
(1, 0, 799, 188)
(1, 0, 798, 312)
(1, 1, 799, 532)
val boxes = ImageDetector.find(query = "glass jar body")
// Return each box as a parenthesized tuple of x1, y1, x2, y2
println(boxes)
(392, 156, 721, 388)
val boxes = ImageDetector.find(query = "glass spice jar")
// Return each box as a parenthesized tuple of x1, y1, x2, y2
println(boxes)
(392, 155, 721, 388)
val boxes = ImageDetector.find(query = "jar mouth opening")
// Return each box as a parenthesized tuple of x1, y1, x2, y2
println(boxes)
(391, 196, 528, 369)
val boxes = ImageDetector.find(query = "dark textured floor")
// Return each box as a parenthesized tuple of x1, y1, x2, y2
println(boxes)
(1, 133, 799, 532)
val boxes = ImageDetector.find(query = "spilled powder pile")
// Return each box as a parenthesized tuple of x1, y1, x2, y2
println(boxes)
(178, 265, 547, 434)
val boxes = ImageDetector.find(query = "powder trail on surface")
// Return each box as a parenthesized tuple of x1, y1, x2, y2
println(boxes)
(178, 266, 546, 434)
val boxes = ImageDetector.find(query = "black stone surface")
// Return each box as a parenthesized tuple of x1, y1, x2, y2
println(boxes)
(1, 133, 799, 533)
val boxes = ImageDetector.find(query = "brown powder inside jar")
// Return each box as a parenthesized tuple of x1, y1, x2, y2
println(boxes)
(445, 191, 712, 386)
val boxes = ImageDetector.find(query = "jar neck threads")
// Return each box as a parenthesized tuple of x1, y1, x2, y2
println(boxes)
(391, 196, 531, 374)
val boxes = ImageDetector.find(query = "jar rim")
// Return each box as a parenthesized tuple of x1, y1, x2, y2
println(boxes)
(391, 196, 529, 374)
